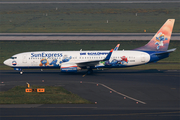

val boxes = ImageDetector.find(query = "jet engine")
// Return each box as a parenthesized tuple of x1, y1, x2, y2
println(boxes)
(60, 63, 81, 72)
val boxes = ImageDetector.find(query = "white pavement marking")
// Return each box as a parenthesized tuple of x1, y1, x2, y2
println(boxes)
(85, 82, 146, 104)
(0, 104, 43, 108)
(0, 1, 180, 4)
(0, 33, 179, 40)
(41, 107, 97, 109)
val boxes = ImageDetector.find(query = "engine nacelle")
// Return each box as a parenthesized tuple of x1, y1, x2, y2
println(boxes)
(60, 63, 81, 72)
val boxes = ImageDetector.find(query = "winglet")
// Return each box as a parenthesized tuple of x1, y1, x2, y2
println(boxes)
(103, 49, 113, 61)
(114, 44, 120, 51)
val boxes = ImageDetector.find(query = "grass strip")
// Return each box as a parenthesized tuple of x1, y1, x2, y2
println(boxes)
(0, 3, 179, 33)
(0, 86, 92, 104)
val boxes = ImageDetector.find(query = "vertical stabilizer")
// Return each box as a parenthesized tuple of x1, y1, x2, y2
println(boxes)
(134, 19, 175, 51)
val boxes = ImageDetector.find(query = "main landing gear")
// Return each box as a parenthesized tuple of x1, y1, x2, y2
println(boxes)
(87, 68, 93, 75)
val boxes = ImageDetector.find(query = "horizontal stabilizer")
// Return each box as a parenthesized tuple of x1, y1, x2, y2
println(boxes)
(167, 48, 176, 53)
(155, 48, 176, 55)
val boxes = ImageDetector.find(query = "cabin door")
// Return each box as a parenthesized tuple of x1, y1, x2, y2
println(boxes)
(22, 55, 27, 63)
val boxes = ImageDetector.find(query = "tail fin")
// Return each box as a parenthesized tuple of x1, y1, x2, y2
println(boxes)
(134, 19, 175, 51)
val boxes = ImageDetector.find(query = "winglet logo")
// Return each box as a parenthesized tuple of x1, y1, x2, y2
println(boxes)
(155, 32, 168, 50)
(12, 61, 17, 66)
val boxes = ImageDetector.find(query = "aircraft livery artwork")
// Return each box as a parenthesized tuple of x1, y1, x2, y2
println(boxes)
(102, 56, 128, 66)
(35, 52, 129, 67)
(155, 32, 168, 50)
(38, 55, 72, 67)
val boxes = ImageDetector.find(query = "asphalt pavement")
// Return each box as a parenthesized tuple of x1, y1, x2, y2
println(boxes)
(0, 69, 179, 120)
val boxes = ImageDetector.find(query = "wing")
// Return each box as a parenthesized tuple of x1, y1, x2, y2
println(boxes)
(76, 49, 113, 67)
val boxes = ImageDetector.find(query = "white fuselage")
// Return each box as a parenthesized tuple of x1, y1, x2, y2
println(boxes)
(4, 50, 150, 69)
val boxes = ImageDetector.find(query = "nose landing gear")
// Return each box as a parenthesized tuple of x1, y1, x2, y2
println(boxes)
(20, 71, 23, 74)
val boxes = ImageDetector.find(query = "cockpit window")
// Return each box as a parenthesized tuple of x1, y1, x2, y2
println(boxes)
(10, 57, 17, 59)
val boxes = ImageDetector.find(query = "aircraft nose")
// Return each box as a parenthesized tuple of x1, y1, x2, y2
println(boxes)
(3, 59, 10, 66)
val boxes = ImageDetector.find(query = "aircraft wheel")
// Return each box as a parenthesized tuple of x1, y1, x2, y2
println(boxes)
(20, 71, 23, 75)
(87, 69, 93, 75)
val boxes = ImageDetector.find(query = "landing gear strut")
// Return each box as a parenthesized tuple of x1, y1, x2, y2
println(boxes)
(87, 68, 93, 75)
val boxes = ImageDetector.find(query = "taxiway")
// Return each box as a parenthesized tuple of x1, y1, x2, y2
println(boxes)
(0, 69, 179, 120)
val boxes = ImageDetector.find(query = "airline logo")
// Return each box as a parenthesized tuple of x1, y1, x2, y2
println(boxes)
(31, 53, 63, 58)
(80, 52, 108, 55)
(12, 61, 17, 66)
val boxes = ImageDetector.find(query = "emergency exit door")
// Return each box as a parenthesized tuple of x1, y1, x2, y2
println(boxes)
(22, 55, 27, 63)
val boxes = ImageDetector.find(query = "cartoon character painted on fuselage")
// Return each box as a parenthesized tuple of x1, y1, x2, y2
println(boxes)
(49, 58, 59, 66)
(105, 56, 128, 66)
(39, 58, 49, 66)
(155, 32, 168, 50)
(120, 56, 128, 64)
(59, 55, 72, 64)
(39, 58, 59, 66)
(105, 59, 118, 66)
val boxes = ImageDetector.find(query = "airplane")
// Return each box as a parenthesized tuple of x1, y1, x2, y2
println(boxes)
(3, 19, 176, 74)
